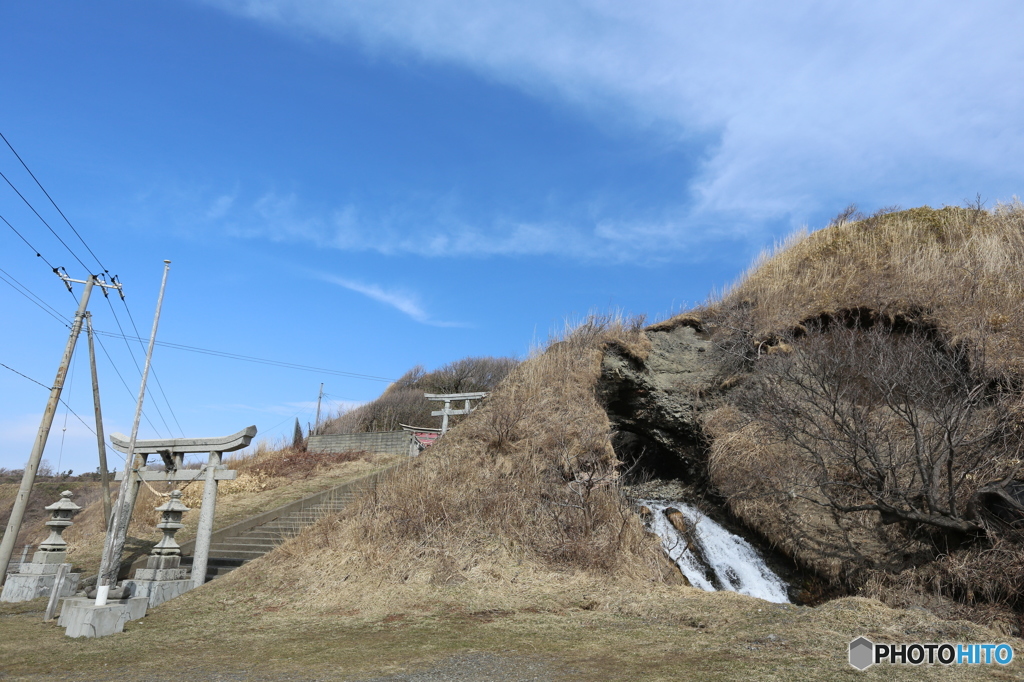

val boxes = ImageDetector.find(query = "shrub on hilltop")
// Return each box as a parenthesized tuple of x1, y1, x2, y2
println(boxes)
(321, 356, 519, 433)
(677, 203, 1024, 632)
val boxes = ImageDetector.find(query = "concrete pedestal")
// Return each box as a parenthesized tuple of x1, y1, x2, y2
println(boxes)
(1, 561, 79, 603)
(62, 603, 127, 638)
(122, 553, 192, 607)
(123, 578, 192, 608)
(59, 596, 148, 637)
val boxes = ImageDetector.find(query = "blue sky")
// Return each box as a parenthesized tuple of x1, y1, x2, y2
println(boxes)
(1, 1, 1022, 474)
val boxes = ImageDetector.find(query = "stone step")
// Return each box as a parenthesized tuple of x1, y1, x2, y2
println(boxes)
(207, 544, 274, 557)
(288, 503, 348, 516)
(216, 537, 280, 549)
(170, 470, 394, 585)
(269, 512, 325, 521)
(202, 548, 268, 561)
(240, 531, 296, 541)
(180, 556, 245, 569)
(252, 524, 305, 534)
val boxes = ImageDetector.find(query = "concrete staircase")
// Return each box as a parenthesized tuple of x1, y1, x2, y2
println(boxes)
(166, 468, 394, 584)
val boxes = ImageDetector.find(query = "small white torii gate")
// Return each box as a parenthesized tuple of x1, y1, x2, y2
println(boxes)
(424, 392, 488, 434)
(107, 425, 256, 588)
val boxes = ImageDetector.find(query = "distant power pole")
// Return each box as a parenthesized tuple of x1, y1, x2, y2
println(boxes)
(314, 383, 324, 435)
(0, 272, 122, 586)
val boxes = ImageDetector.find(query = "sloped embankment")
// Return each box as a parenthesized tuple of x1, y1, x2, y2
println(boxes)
(601, 205, 1024, 634)
(219, 318, 682, 618)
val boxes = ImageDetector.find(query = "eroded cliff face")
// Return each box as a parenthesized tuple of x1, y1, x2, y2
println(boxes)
(600, 322, 812, 601)
(598, 321, 723, 483)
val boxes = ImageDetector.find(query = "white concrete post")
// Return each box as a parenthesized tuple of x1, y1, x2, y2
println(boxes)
(191, 450, 222, 588)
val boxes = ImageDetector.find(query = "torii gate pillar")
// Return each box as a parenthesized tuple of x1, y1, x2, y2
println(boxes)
(108, 426, 256, 589)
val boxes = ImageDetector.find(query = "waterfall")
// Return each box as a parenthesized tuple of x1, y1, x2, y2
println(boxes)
(640, 499, 790, 603)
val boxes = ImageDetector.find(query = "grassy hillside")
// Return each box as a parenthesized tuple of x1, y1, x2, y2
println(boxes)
(3, 311, 1017, 680)
(238, 317, 673, 617)
(670, 203, 1024, 634)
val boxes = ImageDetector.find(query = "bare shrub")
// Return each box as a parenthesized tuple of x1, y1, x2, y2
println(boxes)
(323, 356, 520, 434)
(734, 325, 1021, 536)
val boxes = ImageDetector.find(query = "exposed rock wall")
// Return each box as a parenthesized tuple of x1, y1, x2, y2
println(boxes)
(598, 321, 723, 482)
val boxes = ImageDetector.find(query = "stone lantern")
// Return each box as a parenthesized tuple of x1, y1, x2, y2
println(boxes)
(0, 490, 81, 603)
(151, 490, 189, 557)
(120, 489, 195, 609)
(37, 490, 81, 558)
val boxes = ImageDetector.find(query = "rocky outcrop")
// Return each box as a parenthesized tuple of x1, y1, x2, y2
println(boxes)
(601, 321, 811, 599)
(598, 320, 725, 482)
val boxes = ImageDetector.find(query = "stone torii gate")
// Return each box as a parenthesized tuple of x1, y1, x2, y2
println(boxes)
(108, 425, 256, 589)
(424, 392, 488, 434)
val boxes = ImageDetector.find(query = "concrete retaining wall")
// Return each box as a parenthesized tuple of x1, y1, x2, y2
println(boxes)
(307, 431, 418, 458)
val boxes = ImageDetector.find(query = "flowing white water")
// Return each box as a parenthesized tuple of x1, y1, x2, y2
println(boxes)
(641, 499, 790, 603)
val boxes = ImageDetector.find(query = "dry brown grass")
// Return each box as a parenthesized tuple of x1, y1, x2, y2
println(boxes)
(667, 203, 1024, 372)
(241, 314, 666, 615)
(674, 204, 1024, 631)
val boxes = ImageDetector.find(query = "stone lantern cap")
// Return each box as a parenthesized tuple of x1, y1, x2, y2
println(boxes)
(45, 490, 81, 516)
(155, 490, 190, 518)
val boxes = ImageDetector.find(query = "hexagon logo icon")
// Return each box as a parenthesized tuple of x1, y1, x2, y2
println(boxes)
(849, 637, 874, 670)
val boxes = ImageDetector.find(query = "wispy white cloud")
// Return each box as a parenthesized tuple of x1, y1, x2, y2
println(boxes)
(317, 272, 466, 327)
(203, 0, 1024, 230)
(205, 189, 709, 264)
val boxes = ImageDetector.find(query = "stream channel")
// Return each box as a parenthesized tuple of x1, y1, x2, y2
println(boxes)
(640, 499, 790, 603)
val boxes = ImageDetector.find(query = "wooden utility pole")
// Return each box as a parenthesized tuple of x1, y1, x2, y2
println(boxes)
(97, 260, 170, 601)
(0, 276, 96, 585)
(314, 383, 324, 436)
(85, 312, 112, 530)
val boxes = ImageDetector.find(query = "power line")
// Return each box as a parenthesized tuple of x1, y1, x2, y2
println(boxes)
(0, 267, 71, 326)
(92, 333, 163, 436)
(1, 361, 51, 390)
(0, 212, 58, 271)
(1, 131, 183, 439)
(0, 261, 167, 438)
(103, 295, 169, 438)
(0, 168, 90, 272)
(90, 330, 395, 382)
(0, 130, 108, 273)
(0, 359, 126, 465)
(119, 298, 184, 437)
